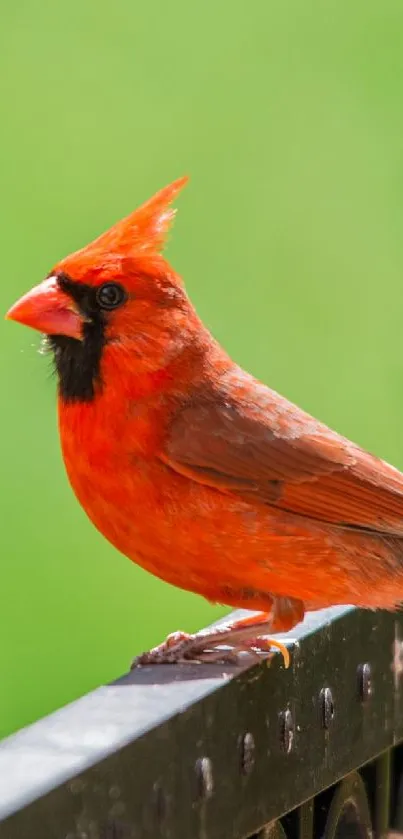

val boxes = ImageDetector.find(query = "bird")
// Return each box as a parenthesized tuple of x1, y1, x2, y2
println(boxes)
(6, 176, 403, 668)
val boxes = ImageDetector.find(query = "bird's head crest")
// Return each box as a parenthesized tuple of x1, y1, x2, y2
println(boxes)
(55, 176, 188, 282)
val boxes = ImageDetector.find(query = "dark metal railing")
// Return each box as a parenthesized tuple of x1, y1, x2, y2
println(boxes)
(0, 605, 403, 838)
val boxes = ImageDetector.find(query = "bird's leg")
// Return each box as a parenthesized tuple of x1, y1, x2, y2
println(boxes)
(132, 596, 304, 669)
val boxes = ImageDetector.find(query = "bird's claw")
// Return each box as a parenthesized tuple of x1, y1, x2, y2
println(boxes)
(131, 628, 291, 668)
(131, 631, 238, 666)
(131, 631, 199, 666)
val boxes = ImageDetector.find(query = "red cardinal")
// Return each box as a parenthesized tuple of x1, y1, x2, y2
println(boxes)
(7, 177, 403, 667)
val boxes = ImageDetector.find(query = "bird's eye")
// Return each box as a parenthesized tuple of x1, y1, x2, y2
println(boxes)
(95, 282, 127, 311)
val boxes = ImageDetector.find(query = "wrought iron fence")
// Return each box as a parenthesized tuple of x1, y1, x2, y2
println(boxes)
(0, 604, 402, 838)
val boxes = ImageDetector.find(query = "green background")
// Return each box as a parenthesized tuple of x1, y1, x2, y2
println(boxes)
(1, 1, 403, 738)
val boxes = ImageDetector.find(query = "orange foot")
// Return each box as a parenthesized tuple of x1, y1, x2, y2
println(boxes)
(131, 596, 304, 669)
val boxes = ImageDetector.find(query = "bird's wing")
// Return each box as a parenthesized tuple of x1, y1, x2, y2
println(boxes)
(162, 370, 403, 535)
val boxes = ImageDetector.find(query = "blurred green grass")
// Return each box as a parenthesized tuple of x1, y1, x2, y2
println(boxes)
(1, 0, 403, 737)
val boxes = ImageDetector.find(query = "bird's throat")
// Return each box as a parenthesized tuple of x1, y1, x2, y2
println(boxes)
(48, 318, 105, 403)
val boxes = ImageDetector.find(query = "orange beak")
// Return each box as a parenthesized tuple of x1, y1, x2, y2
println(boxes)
(5, 276, 84, 340)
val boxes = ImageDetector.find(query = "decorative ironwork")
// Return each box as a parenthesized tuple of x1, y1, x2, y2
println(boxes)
(0, 605, 402, 838)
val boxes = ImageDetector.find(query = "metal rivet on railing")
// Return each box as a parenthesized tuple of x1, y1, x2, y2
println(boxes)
(357, 662, 372, 702)
(320, 687, 335, 729)
(240, 732, 255, 774)
(279, 709, 294, 753)
(195, 757, 214, 799)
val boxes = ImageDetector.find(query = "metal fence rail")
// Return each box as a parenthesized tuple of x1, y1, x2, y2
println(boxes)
(0, 605, 403, 838)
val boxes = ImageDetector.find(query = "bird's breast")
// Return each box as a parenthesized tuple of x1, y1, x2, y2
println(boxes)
(57, 395, 221, 588)
(57, 397, 403, 612)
